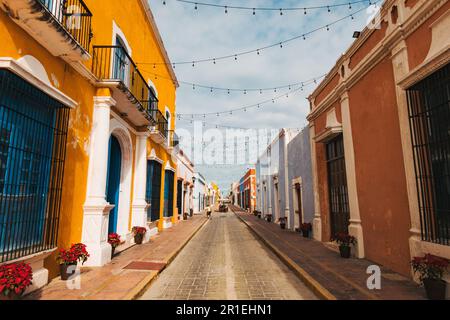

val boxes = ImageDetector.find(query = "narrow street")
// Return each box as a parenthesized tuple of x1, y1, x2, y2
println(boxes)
(140, 211, 317, 300)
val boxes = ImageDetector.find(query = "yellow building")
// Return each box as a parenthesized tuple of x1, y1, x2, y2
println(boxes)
(0, 0, 179, 292)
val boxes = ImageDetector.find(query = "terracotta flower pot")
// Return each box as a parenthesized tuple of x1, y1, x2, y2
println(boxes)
(60, 263, 77, 280)
(280, 223, 286, 229)
(266, 216, 272, 223)
(339, 245, 351, 259)
(134, 233, 144, 245)
(302, 230, 310, 238)
(423, 278, 447, 300)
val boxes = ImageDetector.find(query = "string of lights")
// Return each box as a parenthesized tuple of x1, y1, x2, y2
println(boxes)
(176, 80, 317, 118)
(137, 67, 326, 95)
(140, 1, 379, 67)
(166, 0, 371, 15)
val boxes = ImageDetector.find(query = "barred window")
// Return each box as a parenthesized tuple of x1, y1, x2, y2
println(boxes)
(0, 70, 70, 262)
(407, 63, 450, 246)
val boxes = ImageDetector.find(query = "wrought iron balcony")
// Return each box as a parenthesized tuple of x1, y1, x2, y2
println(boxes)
(92, 45, 158, 127)
(149, 108, 168, 144)
(0, 0, 93, 61)
(167, 130, 180, 152)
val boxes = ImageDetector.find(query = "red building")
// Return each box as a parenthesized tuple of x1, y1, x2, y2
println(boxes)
(238, 169, 257, 212)
(307, 0, 450, 278)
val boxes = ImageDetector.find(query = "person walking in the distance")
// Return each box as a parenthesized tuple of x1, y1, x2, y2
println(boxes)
(206, 205, 212, 219)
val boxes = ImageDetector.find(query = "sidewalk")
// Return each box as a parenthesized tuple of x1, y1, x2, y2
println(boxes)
(25, 216, 208, 300)
(230, 206, 425, 300)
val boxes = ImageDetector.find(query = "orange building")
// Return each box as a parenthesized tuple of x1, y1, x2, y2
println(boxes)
(238, 169, 257, 212)
(307, 0, 450, 279)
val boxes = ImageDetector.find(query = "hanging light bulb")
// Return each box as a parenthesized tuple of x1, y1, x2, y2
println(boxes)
(194, 3, 197, 10)
(279, 9, 283, 16)
(224, 5, 228, 14)
(253, 8, 255, 15)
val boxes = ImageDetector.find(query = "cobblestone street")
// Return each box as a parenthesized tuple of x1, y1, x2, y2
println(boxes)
(140, 211, 318, 300)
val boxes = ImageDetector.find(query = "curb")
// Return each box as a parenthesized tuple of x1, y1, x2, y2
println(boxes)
(232, 209, 336, 301)
(126, 217, 209, 300)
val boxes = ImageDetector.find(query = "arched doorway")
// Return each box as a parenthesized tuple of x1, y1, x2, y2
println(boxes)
(106, 135, 122, 234)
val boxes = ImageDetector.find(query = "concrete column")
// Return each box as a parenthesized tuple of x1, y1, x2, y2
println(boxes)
(131, 133, 151, 242)
(267, 148, 272, 218)
(390, 40, 422, 261)
(340, 92, 365, 258)
(282, 130, 291, 228)
(309, 123, 322, 241)
(82, 96, 116, 267)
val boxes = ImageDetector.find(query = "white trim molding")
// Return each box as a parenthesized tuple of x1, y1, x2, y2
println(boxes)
(0, 56, 77, 108)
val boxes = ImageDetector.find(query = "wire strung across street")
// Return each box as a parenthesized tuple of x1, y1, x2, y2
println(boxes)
(176, 79, 317, 118)
(165, 0, 372, 15)
(140, 1, 380, 67)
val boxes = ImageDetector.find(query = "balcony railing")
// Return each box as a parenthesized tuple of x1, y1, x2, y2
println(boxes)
(92, 45, 158, 123)
(168, 130, 180, 150)
(150, 108, 168, 139)
(38, 0, 93, 52)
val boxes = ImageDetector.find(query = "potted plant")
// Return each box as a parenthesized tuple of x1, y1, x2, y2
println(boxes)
(257, 211, 262, 219)
(108, 233, 121, 259)
(411, 254, 449, 300)
(331, 233, 357, 258)
(183, 212, 188, 220)
(279, 217, 287, 229)
(132, 226, 147, 244)
(300, 223, 312, 238)
(57, 243, 89, 280)
(0, 262, 33, 300)
(266, 214, 272, 223)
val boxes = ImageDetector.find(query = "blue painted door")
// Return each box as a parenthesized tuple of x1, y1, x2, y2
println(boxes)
(106, 135, 122, 234)
(163, 170, 174, 217)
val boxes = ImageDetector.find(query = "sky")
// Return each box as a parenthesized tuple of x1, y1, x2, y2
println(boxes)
(149, 0, 379, 193)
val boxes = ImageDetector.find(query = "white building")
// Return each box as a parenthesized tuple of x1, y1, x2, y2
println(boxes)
(193, 172, 207, 214)
(176, 150, 195, 219)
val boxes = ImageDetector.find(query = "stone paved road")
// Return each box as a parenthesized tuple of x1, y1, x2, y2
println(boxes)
(140, 211, 318, 300)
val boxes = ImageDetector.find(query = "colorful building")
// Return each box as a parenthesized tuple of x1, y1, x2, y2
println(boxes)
(238, 169, 256, 213)
(193, 172, 207, 214)
(0, 0, 180, 293)
(176, 149, 194, 219)
(307, 0, 450, 281)
(256, 128, 313, 230)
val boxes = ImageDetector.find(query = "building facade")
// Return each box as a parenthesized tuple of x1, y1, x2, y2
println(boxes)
(176, 149, 194, 218)
(238, 169, 256, 213)
(0, 0, 180, 292)
(193, 172, 207, 214)
(256, 128, 313, 230)
(307, 0, 450, 280)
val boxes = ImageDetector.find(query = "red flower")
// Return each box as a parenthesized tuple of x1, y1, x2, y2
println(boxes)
(0, 262, 33, 297)
(132, 226, 147, 235)
(57, 243, 90, 265)
(411, 254, 449, 283)
(108, 233, 122, 248)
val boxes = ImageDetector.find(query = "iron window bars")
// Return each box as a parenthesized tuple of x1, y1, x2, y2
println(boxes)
(326, 135, 350, 236)
(37, 0, 93, 53)
(407, 63, 450, 246)
(0, 70, 70, 263)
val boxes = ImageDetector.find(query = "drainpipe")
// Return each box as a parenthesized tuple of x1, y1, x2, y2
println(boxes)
(282, 129, 291, 229)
